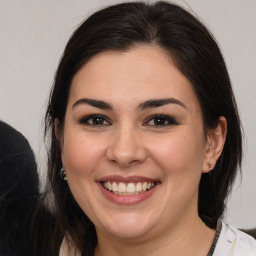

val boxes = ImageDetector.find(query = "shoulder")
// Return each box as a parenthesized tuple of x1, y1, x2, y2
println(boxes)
(213, 222, 256, 256)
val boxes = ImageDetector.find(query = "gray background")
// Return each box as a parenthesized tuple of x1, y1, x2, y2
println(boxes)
(0, 0, 255, 229)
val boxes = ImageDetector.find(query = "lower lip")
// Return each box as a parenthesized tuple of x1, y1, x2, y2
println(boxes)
(97, 182, 158, 205)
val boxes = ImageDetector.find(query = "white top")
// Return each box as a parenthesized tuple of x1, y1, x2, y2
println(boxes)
(213, 223, 256, 256)
(59, 222, 256, 256)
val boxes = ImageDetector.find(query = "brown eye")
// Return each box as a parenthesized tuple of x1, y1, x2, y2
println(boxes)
(79, 115, 111, 126)
(90, 117, 106, 125)
(144, 115, 177, 127)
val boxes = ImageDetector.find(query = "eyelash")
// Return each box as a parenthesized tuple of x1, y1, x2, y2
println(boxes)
(79, 114, 111, 126)
(143, 114, 177, 127)
(79, 114, 177, 127)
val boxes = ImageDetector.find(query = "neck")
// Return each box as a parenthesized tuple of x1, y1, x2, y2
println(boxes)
(94, 216, 215, 256)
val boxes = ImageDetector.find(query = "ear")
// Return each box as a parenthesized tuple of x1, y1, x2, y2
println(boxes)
(55, 118, 65, 165)
(55, 118, 64, 147)
(54, 118, 60, 140)
(202, 116, 227, 173)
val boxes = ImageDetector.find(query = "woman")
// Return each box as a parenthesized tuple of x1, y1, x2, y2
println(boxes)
(34, 1, 256, 255)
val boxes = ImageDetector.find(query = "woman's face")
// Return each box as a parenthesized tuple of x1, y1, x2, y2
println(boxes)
(61, 45, 212, 241)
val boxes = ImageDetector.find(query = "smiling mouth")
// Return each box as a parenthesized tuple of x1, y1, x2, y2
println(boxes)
(101, 181, 157, 196)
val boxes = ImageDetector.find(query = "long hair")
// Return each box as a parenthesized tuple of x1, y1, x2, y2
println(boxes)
(34, 1, 242, 255)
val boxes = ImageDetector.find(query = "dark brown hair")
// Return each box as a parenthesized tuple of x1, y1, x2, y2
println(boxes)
(34, 1, 242, 255)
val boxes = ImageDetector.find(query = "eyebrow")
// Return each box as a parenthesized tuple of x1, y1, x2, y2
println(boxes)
(138, 98, 187, 110)
(72, 97, 187, 111)
(72, 98, 113, 110)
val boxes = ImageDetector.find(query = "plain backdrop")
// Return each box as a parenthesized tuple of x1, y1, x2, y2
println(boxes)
(0, 0, 255, 229)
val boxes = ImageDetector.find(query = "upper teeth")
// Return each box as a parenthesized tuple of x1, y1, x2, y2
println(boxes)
(102, 181, 155, 195)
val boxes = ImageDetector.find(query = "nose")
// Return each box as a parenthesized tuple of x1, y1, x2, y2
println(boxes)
(106, 125, 147, 167)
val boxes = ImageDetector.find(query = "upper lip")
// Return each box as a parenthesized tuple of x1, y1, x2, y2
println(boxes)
(96, 175, 160, 183)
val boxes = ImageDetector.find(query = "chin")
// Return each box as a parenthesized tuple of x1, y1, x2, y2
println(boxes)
(96, 212, 157, 240)
(105, 225, 152, 240)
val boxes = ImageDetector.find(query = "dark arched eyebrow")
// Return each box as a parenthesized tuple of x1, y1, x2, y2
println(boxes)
(72, 97, 186, 111)
(138, 98, 187, 110)
(72, 98, 113, 110)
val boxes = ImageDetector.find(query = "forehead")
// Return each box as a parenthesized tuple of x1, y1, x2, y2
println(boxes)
(69, 45, 200, 111)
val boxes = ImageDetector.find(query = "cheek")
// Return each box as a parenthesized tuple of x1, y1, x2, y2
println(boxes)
(151, 132, 205, 211)
(62, 131, 106, 177)
(149, 132, 205, 175)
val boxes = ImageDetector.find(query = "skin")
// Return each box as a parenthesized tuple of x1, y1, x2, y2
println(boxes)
(58, 45, 227, 256)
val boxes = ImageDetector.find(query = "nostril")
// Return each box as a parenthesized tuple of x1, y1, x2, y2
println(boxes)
(108, 156, 142, 167)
